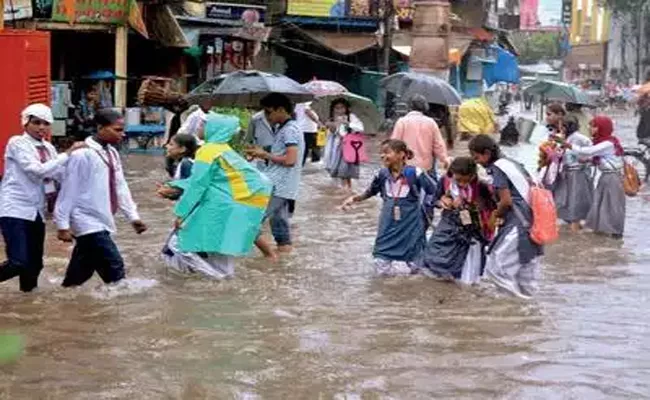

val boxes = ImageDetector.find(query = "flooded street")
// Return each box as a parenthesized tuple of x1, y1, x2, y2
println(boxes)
(1, 113, 650, 399)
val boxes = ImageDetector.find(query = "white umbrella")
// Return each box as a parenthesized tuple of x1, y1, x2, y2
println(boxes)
(310, 92, 382, 133)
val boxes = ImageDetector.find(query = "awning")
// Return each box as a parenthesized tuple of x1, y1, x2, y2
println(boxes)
(394, 35, 473, 65)
(291, 27, 381, 56)
(147, 5, 190, 48)
(174, 16, 271, 42)
(449, 35, 473, 65)
(393, 45, 411, 57)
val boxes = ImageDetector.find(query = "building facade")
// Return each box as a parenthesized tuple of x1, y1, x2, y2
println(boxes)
(564, 0, 611, 87)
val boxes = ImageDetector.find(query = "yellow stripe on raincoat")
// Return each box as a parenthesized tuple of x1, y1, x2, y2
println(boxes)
(170, 113, 272, 256)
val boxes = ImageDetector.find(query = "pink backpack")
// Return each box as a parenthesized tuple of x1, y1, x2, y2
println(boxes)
(342, 133, 368, 165)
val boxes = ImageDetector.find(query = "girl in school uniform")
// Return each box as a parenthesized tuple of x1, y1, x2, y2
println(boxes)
(419, 157, 497, 284)
(342, 139, 436, 276)
(324, 98, 365, 191)
(165, 133, 198, 181)
(469, 135, 543, 299)
(545, 102, 566, 136)
(565, 115, 626, 238)
(552, 115, 594, 233)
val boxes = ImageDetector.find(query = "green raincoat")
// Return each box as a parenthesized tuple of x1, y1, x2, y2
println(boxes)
(170, 113, 272, 256)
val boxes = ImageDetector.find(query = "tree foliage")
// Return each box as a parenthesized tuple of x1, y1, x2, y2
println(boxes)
(510, 32, 561, 64)
(606, 0, 650, 15)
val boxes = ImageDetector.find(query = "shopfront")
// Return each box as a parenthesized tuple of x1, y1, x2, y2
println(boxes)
(174, 2, 269, 86)
(564, 42, 607, 89)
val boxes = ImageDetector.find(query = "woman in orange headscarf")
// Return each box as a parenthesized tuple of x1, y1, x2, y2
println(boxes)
(564, 115, 626, 238)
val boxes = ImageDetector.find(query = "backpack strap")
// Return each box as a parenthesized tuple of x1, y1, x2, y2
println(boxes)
(442, 175, 452, 193)
(402, 166, 422, 197)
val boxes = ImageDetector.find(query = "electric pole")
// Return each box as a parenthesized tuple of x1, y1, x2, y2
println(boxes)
(382, 0, 395, 73)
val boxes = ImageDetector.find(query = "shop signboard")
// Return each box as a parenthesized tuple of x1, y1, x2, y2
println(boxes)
(520, 0, 562, 30)
(394, 0, 413, 23)
(51, 0, 131, 24)
(287, 0, 344, 17)
(286, 0, 375, 18)
(538, 0, 562, 28)
(205, 2, 266, 24)
(561, 0, 572, 26)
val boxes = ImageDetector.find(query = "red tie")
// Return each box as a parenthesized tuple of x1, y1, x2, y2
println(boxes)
(37, 145, 57, 213)
(36, 145, 49, 163)
(105, 148, 119, 215)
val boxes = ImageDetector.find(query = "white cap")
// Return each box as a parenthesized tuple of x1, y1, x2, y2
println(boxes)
(21, 103, 54, 126)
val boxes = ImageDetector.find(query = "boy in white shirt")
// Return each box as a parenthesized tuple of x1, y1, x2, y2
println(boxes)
(55, 109, 147, 287)
(0, 104, 86, 292)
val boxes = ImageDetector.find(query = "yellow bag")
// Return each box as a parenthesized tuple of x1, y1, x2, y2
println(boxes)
(316, 127, 327, 147)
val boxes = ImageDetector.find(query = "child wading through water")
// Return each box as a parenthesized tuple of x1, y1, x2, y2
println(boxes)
(165, 134, 198, 181)
(565, 115, 626, 238)
(420, 157, 497, 284)
(245, 93, 305, 258)
(469, 134, 543, 299)
(55, 109, 147, 287)
(551, 115, 593, 233)
(158, 114, 272, 279)
(324, 98, 364, 191)
(342, 139, 436, 276)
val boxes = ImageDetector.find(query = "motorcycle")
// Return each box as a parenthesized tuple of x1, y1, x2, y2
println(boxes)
(623, 139, 650, 183)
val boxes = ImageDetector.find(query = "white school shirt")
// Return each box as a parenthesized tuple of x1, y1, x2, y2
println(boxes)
(54, 137, 140, 236)
(295, 102, 319, 133)
(0, 133, 68, 221)
(562, 132, 592, 168)
(177, 108, 207, 137)
(573, 141, 623, 171)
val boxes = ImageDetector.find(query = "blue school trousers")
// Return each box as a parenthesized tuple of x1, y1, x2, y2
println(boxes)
(62, 231, 125, 287)
(0, 216, 46, 292)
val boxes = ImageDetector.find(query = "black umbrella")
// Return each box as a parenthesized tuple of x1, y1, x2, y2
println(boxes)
(185, 70, 314, 108)
(380, 72, 462, 106)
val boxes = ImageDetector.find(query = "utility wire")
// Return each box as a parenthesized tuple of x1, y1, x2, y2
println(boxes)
(270, 40, 403, 71)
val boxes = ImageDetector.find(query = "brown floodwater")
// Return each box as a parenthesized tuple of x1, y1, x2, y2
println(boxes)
(0, 113, 649, 399)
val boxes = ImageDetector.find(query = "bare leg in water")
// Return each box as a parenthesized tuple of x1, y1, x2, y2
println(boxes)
(569, 221, 582, 234)
(255, 237, 278, 261)
(342, 178, 352, 192)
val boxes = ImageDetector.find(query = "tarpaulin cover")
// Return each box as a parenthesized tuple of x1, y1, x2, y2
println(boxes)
(483, 45, 520, 86)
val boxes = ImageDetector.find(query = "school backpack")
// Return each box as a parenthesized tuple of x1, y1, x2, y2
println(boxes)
(494, 158, 559, 245)
(342, 133, 368, 165)
(528, 184, 559, 245)
(623, 161, 641, 197)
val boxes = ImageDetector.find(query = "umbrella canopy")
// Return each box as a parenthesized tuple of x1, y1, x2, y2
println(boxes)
(185, 70, 314, 108)
(310, 92, 382, 133)
(523, 80, 593, 105)
(379, 72, 462, 106)
(302, 80, 348, 97)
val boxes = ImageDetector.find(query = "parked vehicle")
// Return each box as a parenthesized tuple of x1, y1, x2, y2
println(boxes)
(624, 139, 650, 183)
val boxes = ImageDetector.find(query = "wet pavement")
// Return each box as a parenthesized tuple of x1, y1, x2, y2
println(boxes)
(1, 112, 650, 399)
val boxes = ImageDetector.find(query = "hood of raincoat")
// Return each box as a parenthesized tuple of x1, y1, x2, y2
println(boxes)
(204, 113, 240, 144)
